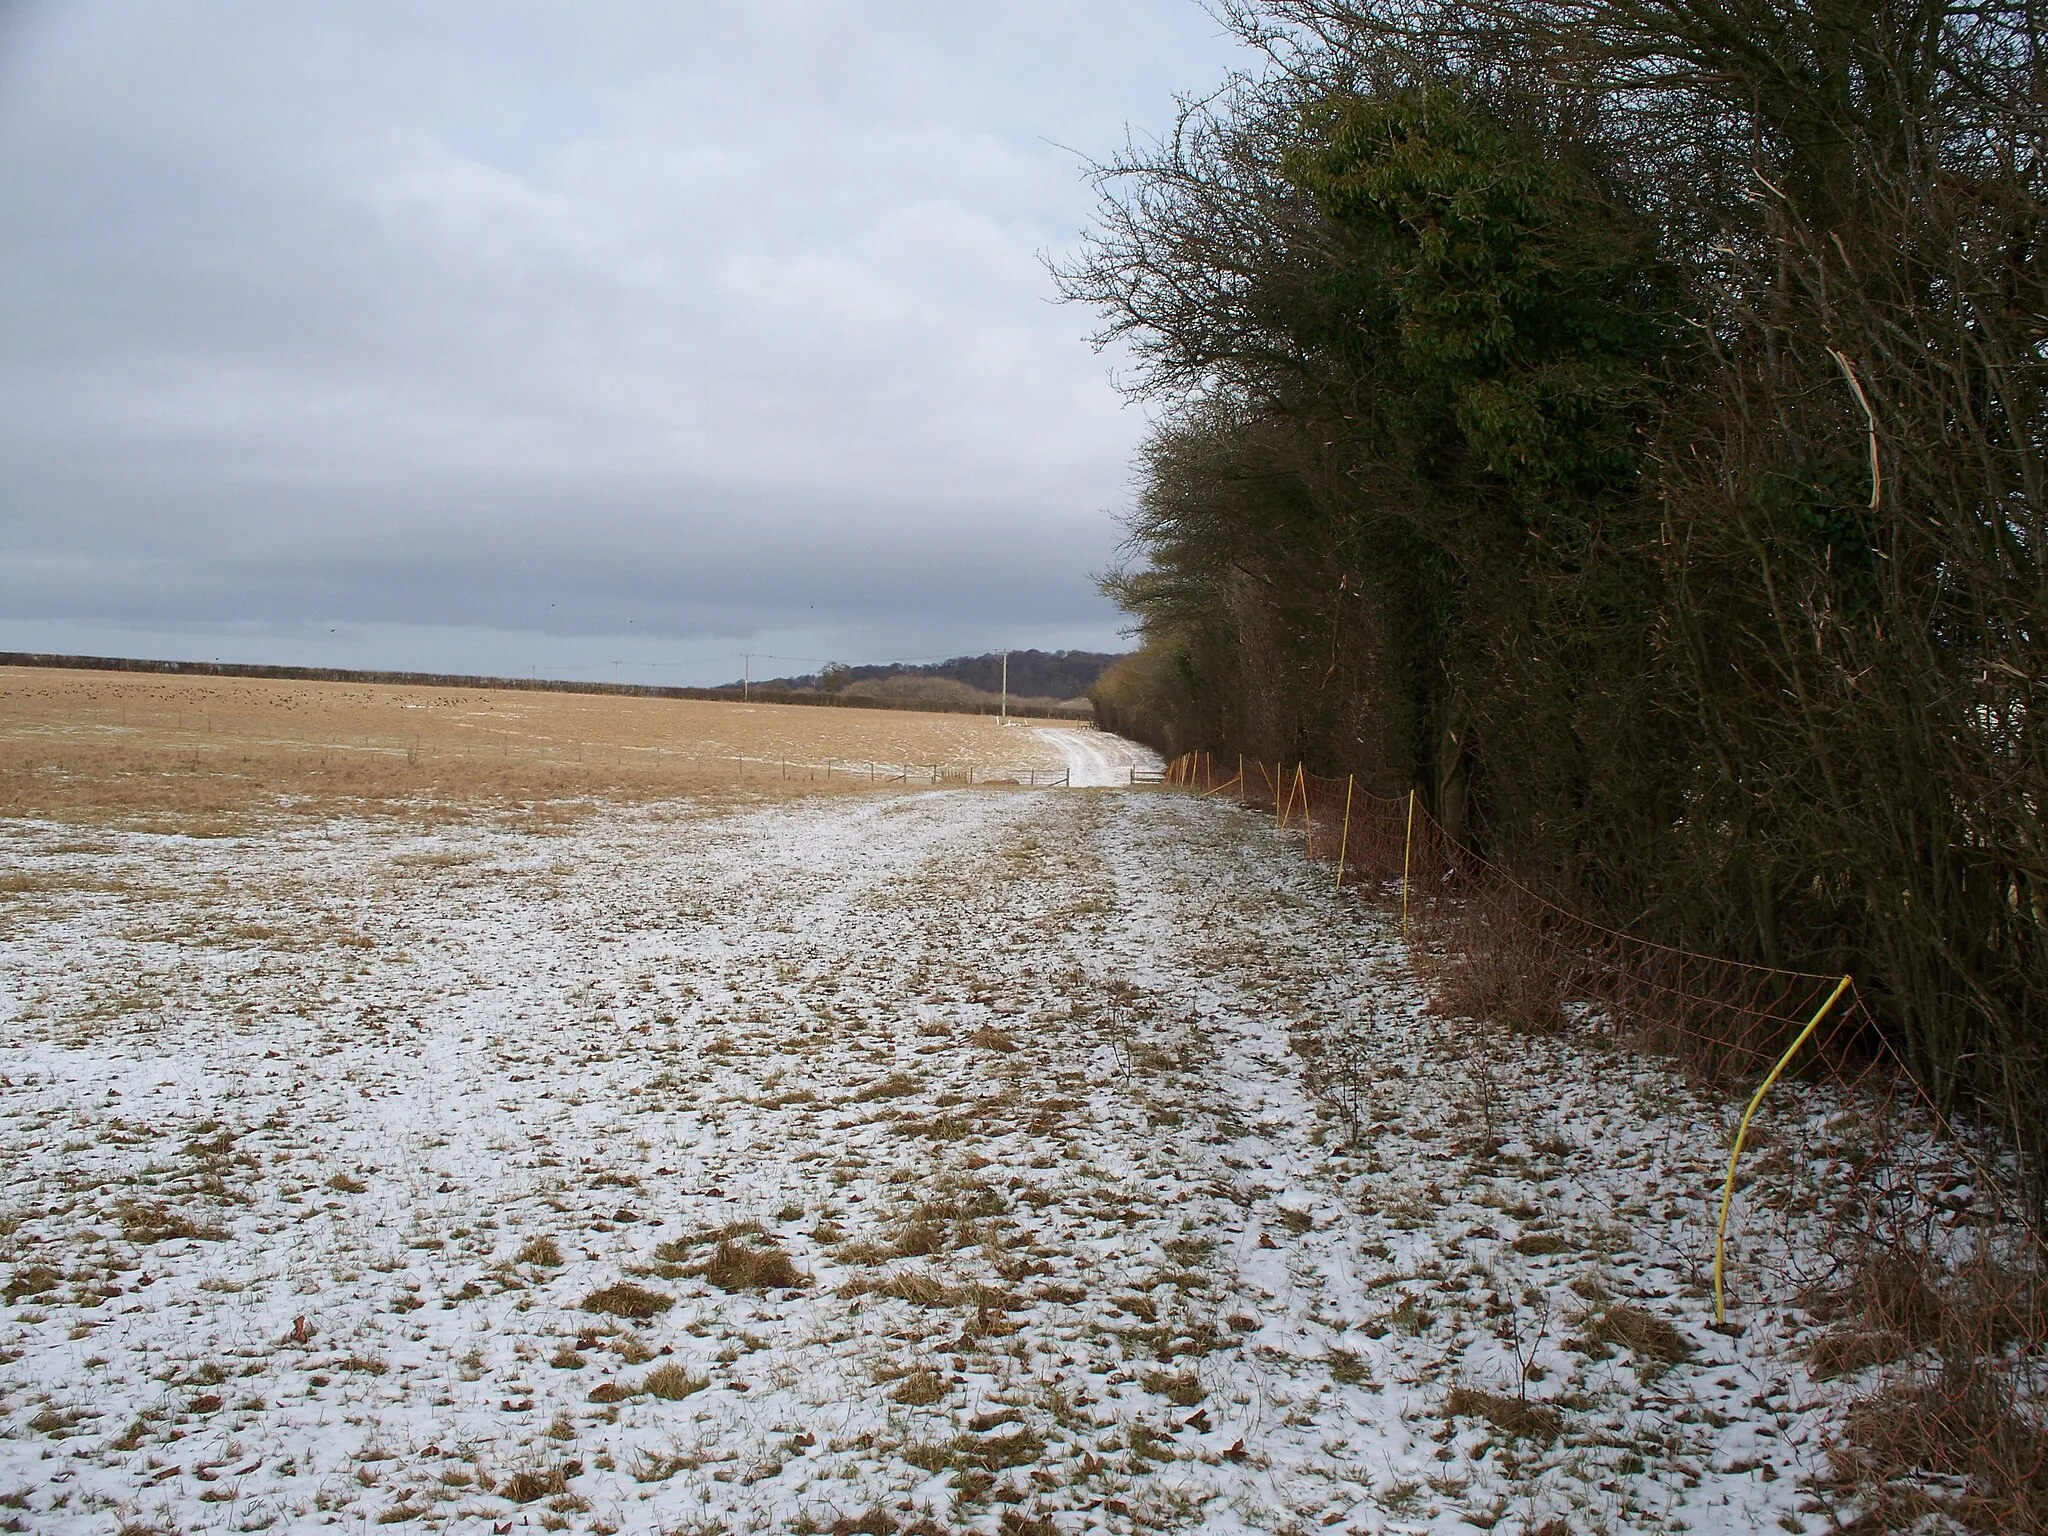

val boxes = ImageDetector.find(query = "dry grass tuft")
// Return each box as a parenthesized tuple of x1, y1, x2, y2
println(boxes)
(1325, 1348, 1370, 1386)
(842, 1270, 953, 1307)
(907, 1180, 1006, 1223)
(641, 1363, 708, 1400)
(1419, 909, 1567, 1035)
(688, 1238, 805, 1293)
(1141, 1369, 1204, 1407)
(889, 1222, 947, 1259)
(1444, 1386, 1563, 1442)
(2, 1266, 59, 1304)
(1808, 1325, 1912, 1381)
(115, 1200, 226, 1245)
(579, 1282, 674, 1319)
(825, 1509, 950, 1536)
(872, 1271, 953, 1307)
(888, 1370, 949, 1406)
(1572, 1303, 1693, 1366)
(498, 1465, 574, 1504)
(516, 1235, 564, 1267)
(1836, 1378, 2048, 1531)
(953, 1426, 1046, 1471)
(850, 1072, 921, 1104)
(654, 1219, 762, 1261)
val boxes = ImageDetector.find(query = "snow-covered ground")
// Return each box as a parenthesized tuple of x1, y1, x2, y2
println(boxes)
(1030, 730, 1161, 788)
(1, 789, 1875, 1534)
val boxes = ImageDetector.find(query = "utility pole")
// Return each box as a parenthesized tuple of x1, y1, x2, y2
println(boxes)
(1000, 651, 1008, 724)
(743, 654, 751, 701)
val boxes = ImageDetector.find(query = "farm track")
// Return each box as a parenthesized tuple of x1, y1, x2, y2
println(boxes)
(1028, 730, 1158, 788)
(2, 789, 1863, 1534)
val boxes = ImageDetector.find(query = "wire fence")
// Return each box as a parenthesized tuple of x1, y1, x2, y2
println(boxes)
(735, 756, 1069, 788)
(1163, 750, 2047, 1525)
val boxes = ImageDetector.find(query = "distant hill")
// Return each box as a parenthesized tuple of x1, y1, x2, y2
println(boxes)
(732, 650, 1125, 703)
(0, 651, 1092, 720)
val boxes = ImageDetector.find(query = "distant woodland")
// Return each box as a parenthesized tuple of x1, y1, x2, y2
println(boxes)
(740, 650, 1117, 713)
(1068, 0, 2047, 1184)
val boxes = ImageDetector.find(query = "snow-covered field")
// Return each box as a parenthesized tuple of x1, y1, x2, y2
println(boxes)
(2, 787, 1871, 1534)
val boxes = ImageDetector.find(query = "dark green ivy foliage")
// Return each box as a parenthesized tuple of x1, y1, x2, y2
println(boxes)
(1291, 93, 1667, 507)
(1066, 0, 2048, 1201)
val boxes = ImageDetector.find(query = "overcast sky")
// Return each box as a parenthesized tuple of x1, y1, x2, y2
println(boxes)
(0, 1, 1249, 685)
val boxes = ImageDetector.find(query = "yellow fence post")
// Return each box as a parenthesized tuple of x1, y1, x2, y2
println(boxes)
(1401, 788, 1416, 937)
(1712, 974, 1855, 1324)
(1238, 754, 1245, 807)
(1335, 774, 1354, 893)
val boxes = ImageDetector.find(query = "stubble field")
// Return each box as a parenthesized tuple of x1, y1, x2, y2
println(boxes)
(0, 668, 1087, 832)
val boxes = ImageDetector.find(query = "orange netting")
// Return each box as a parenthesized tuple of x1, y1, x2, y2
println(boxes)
(1163, 748, 2048, 1524)
(1163, 752, 2039, 1240)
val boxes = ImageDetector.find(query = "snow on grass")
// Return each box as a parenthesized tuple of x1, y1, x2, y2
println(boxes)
(0, 789, 1887, 1533)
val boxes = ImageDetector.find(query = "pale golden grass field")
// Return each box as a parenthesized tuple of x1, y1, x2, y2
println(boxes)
(0, 666, 1071, 831)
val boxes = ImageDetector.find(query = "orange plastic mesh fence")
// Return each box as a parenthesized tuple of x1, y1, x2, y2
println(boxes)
(1160, 753, 2039, 1244)
(1161, 752, 2048, 1517)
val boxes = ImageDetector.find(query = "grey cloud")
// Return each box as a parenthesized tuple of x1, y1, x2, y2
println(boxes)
(0, 0, 1239, 679)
